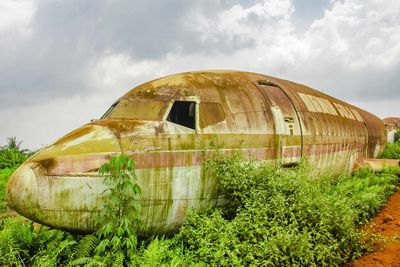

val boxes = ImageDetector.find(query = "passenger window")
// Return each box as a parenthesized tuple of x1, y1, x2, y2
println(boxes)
(199, 102, 225, 128)
(167, 101, 196, 129)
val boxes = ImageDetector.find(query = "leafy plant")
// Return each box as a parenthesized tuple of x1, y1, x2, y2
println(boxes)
(175, 156, 399, 266)
(0, 168, 15, 212)
(71, 155, 143, 266)
(0, 217, 77, 267)
(0, 137, 30, 169)
(394, 129, 400, 144)
(379, 143, 400, 159)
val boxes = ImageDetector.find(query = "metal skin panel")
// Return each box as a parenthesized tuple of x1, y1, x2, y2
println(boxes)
(7, 70, 387, 235)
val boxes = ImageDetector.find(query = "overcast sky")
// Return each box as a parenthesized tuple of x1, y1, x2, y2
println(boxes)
(0, 0, 399, 149)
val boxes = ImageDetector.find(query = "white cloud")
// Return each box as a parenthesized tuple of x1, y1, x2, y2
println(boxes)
(189, 0, 294, 49)
(304, 0, 400, 71)
(0, 0, 36, 37)
(88, 52, 170, 93)
(88, 0, 400, 101)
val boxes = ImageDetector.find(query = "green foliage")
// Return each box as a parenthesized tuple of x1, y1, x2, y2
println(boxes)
(71, 155, 143, 266)
(395, 129, 400, 143)
(0, 137, 29, 169)
(0, 153, 398, 266)
(0, 168, 15, 212)
(97, 155, 142, 230)
(0, 217, 77, 266)
(175, 156, 399, 266)
(131, 237, 188, 267)
(379, 143, 400, 159)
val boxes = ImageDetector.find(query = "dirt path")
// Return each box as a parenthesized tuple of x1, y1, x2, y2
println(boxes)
(346, 188, 400, 267)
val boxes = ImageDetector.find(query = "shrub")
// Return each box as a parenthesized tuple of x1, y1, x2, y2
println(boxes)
(0, 137, 30, 169)
(0, 168, 16, 212)
(395, 129, 400, 143)
(0, 217, 77, 266)
(379, 143, 400, 159)
(175, 156, 399, 266)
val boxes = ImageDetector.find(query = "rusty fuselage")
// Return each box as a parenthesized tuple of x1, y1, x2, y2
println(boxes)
(6, 70, 387, 234)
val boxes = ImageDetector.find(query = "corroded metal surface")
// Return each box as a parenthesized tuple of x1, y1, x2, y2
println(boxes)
(383, 117, 400, 128)
(383, 117, 400, 143)
(7, 70, 387, 234)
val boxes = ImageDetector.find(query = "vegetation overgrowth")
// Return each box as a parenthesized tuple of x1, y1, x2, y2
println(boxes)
(394, 129, 400, 143)
(0, 137, 30, 170)
(379, 129, 400, 159)
(0, 140, 399, 266)
(70, 155, 143, 266)
(379, 142, 400, 159)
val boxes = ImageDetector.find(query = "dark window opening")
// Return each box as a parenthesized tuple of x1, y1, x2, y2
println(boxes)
(167, 101, 196, 129)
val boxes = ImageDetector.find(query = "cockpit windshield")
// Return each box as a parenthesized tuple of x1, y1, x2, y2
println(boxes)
(101, 99, 168, 121)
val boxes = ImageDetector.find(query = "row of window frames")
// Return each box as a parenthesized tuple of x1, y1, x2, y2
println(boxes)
(102, 100, 226, 130)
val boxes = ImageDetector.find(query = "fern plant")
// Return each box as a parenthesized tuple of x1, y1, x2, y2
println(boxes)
(71, 155, 142, 266)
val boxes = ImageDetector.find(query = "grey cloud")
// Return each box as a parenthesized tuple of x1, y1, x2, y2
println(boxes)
(1, 0, 398, 110)
(289, 61, 400, 103)
(0, 0, 258, 108)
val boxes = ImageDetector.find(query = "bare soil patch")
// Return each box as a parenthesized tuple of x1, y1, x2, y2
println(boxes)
(346, 188, 400, 267)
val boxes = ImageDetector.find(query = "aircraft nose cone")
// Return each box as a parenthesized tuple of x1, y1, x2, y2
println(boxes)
(6, 163, 39, 218)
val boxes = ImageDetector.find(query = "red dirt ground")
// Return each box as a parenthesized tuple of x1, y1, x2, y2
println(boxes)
(346, 188, 400, 267)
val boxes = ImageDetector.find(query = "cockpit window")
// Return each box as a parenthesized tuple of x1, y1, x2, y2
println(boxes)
(199, 102, 225, 128)
(102, 99, 168, 120)
(167, 101, 196, 130)
(101, 102, 118, 119)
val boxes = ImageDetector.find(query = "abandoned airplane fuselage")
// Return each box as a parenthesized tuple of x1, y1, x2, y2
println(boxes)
(6, 71, 387, 234)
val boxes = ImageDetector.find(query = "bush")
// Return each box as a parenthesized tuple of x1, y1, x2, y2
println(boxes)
(379, 143, 400, 159)
(0, 217, 77, 266)
(0, 168, 15, 212)
(175, 156, 399, 266)
(0, 137, 30, 169)
(395, 129, 400, 143)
